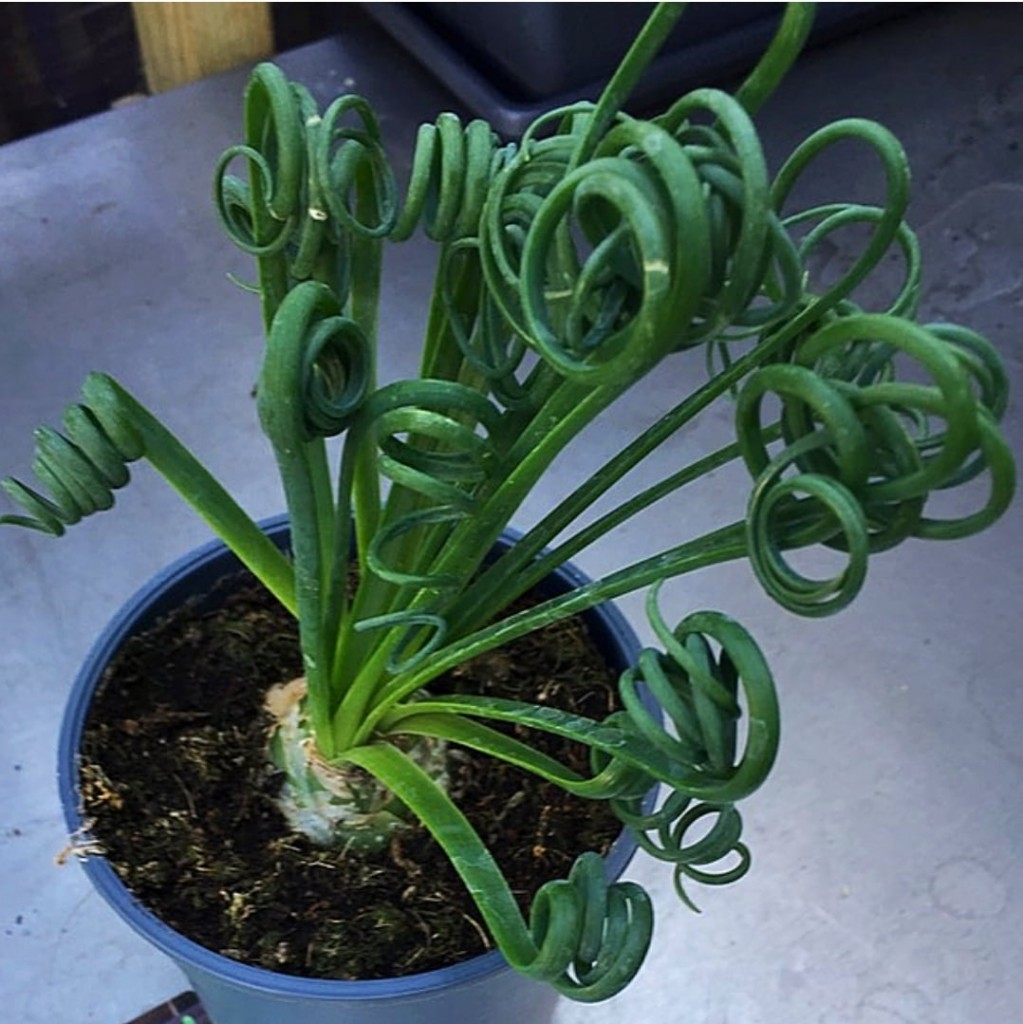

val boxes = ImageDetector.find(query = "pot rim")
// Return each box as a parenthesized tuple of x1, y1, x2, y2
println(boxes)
(57, 515, 645, 1001)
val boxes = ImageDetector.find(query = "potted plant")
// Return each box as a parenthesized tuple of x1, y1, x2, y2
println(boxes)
(3, 2, 1015, 1020)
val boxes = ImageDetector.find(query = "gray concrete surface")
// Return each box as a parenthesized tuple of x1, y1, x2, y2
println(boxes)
(1, 6, 1020, 1022)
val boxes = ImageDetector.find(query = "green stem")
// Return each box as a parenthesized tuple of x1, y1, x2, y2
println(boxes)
(349, 160, 384, 555)
(343, 743, 540, 968)
(450, 434, 776, 636)
(109, 380, 296, 611)
(733, 4, 816, 115)
(449, 317, 799, 626)
(569, 2, 688, 169)
(258, 284, 349, 752)
(355, 520, 748, 744)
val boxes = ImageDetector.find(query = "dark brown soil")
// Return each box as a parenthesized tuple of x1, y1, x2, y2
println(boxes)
(79, 571, 624, 980)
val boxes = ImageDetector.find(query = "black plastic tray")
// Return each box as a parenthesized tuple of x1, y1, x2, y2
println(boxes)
(363, 3, 911, 136)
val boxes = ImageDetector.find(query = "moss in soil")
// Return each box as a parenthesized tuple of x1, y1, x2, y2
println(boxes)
(79, 571, 624, 980)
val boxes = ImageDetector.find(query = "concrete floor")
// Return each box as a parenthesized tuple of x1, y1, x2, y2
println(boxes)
(1, 5, 1021, 1022)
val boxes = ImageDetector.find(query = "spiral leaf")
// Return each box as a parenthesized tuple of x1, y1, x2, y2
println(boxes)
(391, 114, 507, 242)
(0, 375, 295, 609)
(772, 119, 911, 315)
(359, 380, 502, 510)
(437, 240, 532, 409)
(613, 790, 751, 911)
(621, 589, 780, 803)
(747, 461, 871, 616)
(259, 280, 371, 447)
(733, 311, 1015, 616)
(527, 852, 654, 1002)
(219, 66, 509, 311)
(0, 378, 140, 535)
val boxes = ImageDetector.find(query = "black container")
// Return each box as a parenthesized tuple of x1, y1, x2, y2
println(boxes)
(364, 2, 910, 135)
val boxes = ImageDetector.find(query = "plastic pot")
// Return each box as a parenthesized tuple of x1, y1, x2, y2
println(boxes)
(58, 516, 647, 1024)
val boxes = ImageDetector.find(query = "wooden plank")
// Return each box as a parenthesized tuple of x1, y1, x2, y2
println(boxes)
(131, 2, 274, 94)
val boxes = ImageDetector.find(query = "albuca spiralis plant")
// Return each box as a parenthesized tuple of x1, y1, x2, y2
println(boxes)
(3, 2, 1016, 1001)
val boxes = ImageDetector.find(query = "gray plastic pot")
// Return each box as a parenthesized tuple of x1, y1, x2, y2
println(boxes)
(58, 516, 647, 1023)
